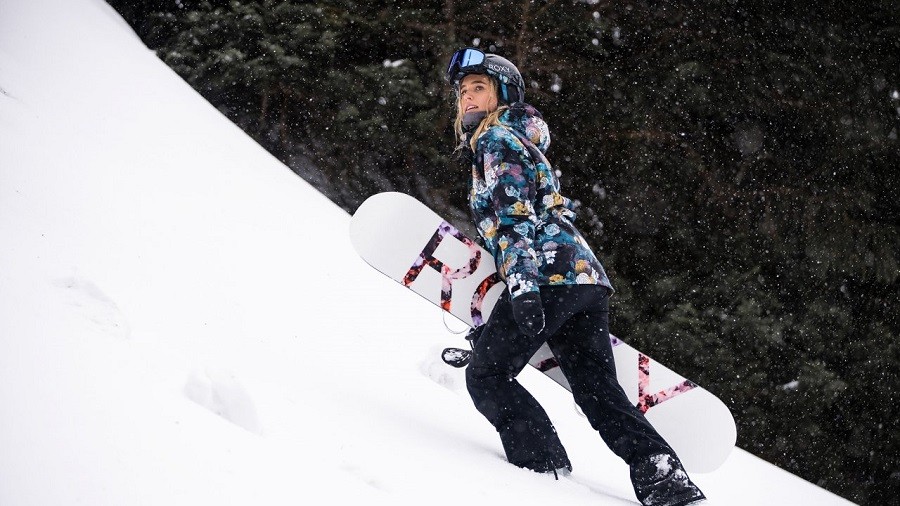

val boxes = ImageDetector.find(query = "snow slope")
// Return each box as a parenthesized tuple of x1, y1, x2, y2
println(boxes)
(0, 0, 856, 504)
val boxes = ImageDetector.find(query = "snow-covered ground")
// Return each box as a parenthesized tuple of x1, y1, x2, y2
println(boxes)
(0, 0, 856, 504)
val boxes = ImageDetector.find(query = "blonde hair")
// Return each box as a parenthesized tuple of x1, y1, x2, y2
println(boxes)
(453, 76, 509, 152)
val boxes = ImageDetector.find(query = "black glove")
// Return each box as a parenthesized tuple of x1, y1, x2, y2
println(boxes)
(511, 291, 545, 337)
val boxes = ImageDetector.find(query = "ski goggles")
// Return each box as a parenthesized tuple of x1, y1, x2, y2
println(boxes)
(445, 48, 486, 83)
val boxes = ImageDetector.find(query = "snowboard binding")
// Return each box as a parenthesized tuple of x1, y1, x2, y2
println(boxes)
(441, 347, 472, 368)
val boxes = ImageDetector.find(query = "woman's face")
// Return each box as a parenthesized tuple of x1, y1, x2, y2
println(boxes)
(458, 73, 498, 117)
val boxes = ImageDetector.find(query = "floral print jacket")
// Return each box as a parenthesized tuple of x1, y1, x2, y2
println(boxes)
(468, 103, 613, 300)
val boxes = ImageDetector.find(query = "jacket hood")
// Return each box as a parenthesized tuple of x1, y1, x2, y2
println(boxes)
(498, 103, 551, 153)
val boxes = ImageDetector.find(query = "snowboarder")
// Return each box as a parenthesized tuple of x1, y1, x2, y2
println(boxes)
(445, 47, 706, 506)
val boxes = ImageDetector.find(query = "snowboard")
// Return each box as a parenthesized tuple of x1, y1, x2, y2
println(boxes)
(349, 191, 736, 473)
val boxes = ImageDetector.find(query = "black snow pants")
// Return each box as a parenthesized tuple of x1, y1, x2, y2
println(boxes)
(465, 284, 675, 472)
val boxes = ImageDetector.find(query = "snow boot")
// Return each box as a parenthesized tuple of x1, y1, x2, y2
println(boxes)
(630, 453, 706, 506)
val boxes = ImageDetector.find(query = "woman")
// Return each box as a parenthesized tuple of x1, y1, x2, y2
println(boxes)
(445, 47, 706, 506)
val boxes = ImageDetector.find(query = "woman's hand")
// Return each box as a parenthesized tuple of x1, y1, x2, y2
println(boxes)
(512, 292, 545, 337)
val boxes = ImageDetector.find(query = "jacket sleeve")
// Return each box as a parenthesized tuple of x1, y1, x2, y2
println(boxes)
(479, 128, 541, 299)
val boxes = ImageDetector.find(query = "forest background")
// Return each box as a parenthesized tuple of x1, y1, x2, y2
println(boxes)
(105, 1, 899, 504)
